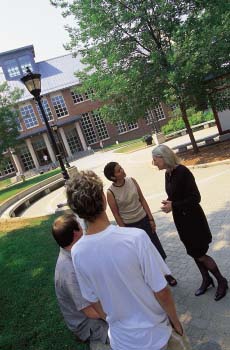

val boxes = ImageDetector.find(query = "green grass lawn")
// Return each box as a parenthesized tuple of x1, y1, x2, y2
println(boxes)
(103, 138, 143, 152)
(102, 138, 154, 154)
(0, 178, 11, 189)
(114, 140, 148, 153)
(0, 169, 61, 204)
(0, 215, 87, 350)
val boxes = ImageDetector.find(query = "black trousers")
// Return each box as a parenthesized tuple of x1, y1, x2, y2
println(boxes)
(125, 215, 167, 260)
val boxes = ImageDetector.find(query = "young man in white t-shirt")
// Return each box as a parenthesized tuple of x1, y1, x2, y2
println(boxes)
(66, 170, 191, 350)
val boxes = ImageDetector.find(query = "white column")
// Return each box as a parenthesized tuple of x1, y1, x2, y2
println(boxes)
(42, 133, 56, 163)
(25, 139, 40, 169)
(59, 127, 72, 157)
(11, 151, 23, 174)
(75, 121, 87, 151)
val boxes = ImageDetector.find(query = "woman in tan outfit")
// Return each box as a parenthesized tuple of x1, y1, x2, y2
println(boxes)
(104, 161, 177, 287)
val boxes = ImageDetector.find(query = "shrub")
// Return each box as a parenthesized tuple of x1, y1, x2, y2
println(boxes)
(189, 111, 204, 126)
(172, 107, 196, 119)
(161, 123, 174, 135)
(203, 111, 214, 121)
(162, 109, 214, 135)
(161, 117, 185, 135)
(175, 118, 185, 130)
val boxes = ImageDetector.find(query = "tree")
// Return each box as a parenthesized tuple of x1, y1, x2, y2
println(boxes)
(0, 82, 22, 168)
(52, 0, 229, 153)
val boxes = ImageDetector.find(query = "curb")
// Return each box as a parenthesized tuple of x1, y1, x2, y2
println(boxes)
(187, 159, 230, 169)
(0, 166, 78, 218)
(114, 144, 153, 154)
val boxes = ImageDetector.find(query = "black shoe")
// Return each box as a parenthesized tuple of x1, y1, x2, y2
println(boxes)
(215, 278, 228, 301)
(195, 277, 215, 296)
(165, 275, 177, 287)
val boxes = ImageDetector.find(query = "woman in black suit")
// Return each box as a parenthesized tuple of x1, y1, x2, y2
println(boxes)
(152, 144, 228, 301)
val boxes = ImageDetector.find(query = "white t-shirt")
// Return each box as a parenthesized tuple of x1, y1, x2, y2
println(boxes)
(71, 225, 172, 350)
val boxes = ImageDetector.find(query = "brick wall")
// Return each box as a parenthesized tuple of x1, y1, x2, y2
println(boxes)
(17, 86, 172, 148)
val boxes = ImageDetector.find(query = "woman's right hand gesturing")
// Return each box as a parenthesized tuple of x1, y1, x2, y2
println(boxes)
(161, 200, 172, 213)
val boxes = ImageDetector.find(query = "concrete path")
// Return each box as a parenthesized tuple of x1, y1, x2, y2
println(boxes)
(21, 125, 230, 349)
(21, 125, 221, 217)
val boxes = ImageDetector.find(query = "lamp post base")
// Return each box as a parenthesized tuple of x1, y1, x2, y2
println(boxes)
(152, 132, 166, 145)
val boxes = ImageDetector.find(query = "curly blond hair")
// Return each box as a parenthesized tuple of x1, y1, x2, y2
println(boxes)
(66, 170, 104, 222)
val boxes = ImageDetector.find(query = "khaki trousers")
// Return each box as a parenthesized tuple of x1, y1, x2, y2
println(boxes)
(164, 329, 192, 350)
(90, 342, 111, 350)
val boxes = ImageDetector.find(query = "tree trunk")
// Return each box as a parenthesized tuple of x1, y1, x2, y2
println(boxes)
(208, 95, 221, 135)
(179, 102, 199, 153)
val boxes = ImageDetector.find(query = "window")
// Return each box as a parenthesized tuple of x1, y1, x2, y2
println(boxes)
(145, 105, 166, 124)
(32, 139, 46, 151)
(65, 129, 82, 154)
(116, 121, 127, 134)
(92, 111, 109, 140)
(5, 59, 20, 78)
(18, 55, 33, 74)
(32, 139, 48, 165)
(170, 104, 178, 111)
(71, 90, 84, 104)
(153, 104, 166, 121)
(71, 88, 94, 102)
(20, 105, 38, 129)
(127, 122, 138, 130)
(85, 88, 94, 100)
(51, 95, 68, 118)
(144, 110, 155, 125)
(36, 99, 53, 122)
(18, 145, 35, 170)
(81, 113, 98, 144)
(116, 120, 138, 134)
(0, 159, 16, 176)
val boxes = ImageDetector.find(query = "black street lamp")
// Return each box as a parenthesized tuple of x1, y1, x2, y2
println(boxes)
(21, 68, 69, 180)
(51, 123, 71, 168)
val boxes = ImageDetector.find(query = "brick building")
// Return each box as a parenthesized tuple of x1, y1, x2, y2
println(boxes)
(0, 45, 172, 178)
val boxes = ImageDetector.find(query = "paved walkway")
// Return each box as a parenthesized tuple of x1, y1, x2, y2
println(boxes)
(21, 125, 230, 349)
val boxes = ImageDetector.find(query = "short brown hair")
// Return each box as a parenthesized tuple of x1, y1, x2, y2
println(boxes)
(66, 170, 104, 222)
(52, 214, 80, 248)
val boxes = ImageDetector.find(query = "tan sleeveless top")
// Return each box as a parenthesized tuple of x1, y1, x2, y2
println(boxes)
(109, 177, 146, 224)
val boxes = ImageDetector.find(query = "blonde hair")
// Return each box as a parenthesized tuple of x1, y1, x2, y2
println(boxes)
(152, 145, 180, 169)
(66, 170, 104, 222)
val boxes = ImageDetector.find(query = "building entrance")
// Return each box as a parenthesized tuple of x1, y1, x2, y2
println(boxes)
(32, 139, 51, 166)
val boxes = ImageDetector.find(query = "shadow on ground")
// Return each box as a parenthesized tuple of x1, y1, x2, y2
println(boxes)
(155, 201, 230, 350)
(180, 140, 230, 166)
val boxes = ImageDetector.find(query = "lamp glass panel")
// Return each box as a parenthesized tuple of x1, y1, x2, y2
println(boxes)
(26, 77, 41, 93)
(52, 125, 58, 131)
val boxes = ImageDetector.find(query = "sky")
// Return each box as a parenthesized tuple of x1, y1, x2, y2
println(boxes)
(0, 0, 74, 62)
